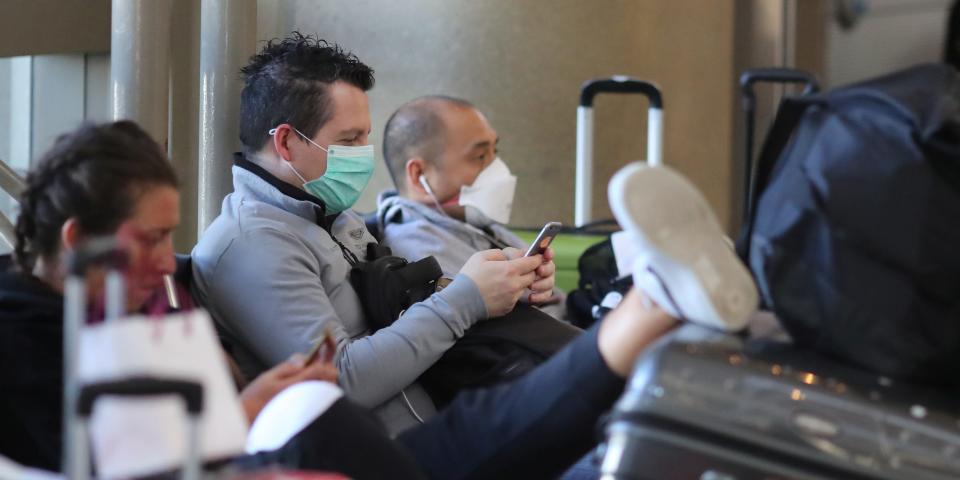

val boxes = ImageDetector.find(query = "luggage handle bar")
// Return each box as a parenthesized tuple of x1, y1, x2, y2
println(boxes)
(579, 77, 663, 108)
(63, 238, 129, 480)
(73, 378, 204, 480)
(576, 76, 664, 227)
(739, 68, 820, 223)
(77, 377, 204, 416)
(67, 238, 127, 321)
(740, 68, 820, 109)
(67, 237, 127, 276)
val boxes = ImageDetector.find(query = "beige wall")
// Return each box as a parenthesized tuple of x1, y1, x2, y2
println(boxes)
(824, 0, 951, 88)
(0, 0, 111, 57)
(260, 0, 738, 230)
(2, 1, 950, 241)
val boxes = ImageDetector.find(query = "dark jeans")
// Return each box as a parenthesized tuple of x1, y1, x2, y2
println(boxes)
(234, 397, 426, 479)
(239, 324, 623, 479)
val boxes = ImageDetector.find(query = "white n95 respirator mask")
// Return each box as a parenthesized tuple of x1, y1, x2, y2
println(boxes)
(458, 157, 517, 227)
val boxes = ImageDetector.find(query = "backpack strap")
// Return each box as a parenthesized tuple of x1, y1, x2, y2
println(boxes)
(736, 96, 821, 260)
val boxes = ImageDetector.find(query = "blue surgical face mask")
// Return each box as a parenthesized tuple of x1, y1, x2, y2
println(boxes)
(270, 126, 375, 214)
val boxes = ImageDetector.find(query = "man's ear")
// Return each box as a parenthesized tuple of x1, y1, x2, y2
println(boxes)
(271, 124, 297, 163)
(405, 157, 429, 194)
(60, 218, 80, 253)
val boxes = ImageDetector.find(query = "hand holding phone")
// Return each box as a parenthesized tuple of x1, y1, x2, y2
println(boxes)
(304, 325, 335, 366)
(525, 221, 562, 257)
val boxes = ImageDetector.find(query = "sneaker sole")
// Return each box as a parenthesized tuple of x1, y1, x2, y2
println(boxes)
(608, 162, 758, 331)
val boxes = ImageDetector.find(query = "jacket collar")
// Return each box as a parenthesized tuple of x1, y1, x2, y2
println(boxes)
(376, 191, 508, 247)
(233, 153, 340, 230)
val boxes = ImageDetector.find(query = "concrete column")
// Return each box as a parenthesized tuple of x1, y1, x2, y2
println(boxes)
(110, 0, 173, 148)
(169, 0, 202, 249)
(198, 0, 257, 233)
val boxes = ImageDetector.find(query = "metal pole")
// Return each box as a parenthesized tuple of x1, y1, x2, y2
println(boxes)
(104, 271, 125, 321)
(575, 106, 593, 228)
(198, 0, 257, 233)
(110, 0, 173, 147)
(0, 211, 16, 251)
(63, 276, 87, 479)
(646, 108, 664, 167)
(0, 159, 25, 198)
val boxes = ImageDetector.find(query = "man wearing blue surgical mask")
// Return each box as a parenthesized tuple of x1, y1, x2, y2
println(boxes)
(378, 96, 566, 319)
(191, 33, 557, 436)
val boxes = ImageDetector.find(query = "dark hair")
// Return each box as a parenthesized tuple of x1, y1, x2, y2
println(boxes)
(239, 32, 375, 154)
(13, 121, 179, 272)
(382, 96, 475, 191)
(947, 0, 960, 69)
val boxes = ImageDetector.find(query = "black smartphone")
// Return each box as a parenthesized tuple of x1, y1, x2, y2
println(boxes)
(525, 222, 562, 257)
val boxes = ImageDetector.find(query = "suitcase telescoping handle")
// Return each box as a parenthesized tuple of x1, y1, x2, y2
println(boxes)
(739, 68, 820, 222)
(576, 76, 663, 227)
(63, 239, 128, 480)
(74, 378, 205, 480)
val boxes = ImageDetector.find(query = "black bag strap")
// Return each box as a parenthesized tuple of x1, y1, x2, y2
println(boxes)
(736, 96, 821, 260)
(365, 242, 393, 261)
(328, 233, 360, 267)
(397, 255, 443, 290)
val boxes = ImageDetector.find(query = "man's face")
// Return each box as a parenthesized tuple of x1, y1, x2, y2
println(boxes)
(112, 185, 180, 311)
(288, 81, 372, 182)
(424, 105, 499, 207)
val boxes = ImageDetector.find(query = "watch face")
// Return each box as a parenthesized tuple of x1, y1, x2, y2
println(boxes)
(435, 277, 454, 292)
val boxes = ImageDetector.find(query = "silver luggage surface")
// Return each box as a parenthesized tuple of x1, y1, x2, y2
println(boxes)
(599, 324, 960, 480)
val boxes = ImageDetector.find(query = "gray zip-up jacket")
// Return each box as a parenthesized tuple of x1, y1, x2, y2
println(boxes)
(377, 191, 567, 320)
(191, 156, 487, 435)
(377, 191, 527, 277)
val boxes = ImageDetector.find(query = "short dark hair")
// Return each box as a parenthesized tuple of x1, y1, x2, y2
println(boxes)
(14, 121, 179, 271)
(382, 96, 474, 191)
(239, 32, 375, 154)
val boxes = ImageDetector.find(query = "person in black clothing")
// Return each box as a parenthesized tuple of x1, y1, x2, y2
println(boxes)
(0, 121, 678, 478)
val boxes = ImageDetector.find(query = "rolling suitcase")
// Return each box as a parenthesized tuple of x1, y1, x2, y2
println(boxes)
(574, 75, 664, 228)
(62, 239, 204, 480)
(598, 324, 960, 480)
(597, 66, 960, 479)
(516, 76, 665, 292)
(556, 77, 665, 325)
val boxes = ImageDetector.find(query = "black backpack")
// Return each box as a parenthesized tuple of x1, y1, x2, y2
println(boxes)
(739, 63, 960, 385)
(566, 238, 633, 328)
(350, 242, 580, 406)
(349, 243, 444, 331)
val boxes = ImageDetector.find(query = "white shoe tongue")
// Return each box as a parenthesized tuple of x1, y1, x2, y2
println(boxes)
(632, 258, 681, 319)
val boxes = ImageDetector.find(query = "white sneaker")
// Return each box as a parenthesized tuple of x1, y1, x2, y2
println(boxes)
(608, 162, 758, 331)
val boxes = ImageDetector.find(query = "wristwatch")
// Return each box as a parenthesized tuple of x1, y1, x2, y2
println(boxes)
(435, 277, 454, 292)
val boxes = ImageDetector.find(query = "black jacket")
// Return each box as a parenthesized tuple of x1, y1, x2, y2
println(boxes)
(0, 267, 65, 471)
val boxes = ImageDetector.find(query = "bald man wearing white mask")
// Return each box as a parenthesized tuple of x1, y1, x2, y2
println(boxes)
(378, 96, 566, 318)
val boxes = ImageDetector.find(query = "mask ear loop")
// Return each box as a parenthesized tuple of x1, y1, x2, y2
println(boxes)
(420, 174, 498, 243)
(419, 175, 450, 216)
(268, 126, 328, 151)
(269, 126, 313, 185)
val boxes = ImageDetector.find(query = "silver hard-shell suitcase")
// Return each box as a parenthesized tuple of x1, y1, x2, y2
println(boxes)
(598, 325, 960, 480)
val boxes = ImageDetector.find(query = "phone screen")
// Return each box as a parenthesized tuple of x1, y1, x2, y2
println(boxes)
(525, 222, 562, 257)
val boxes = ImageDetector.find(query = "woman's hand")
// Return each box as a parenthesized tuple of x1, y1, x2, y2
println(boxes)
(239, 336, 338, 423)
